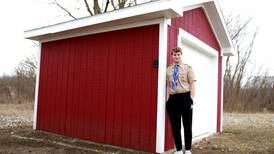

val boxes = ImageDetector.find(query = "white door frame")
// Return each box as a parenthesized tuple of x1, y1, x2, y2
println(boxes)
(177, 28, 219, 142)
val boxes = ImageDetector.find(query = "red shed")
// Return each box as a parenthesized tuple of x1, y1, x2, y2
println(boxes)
(24, 0, 233, 153)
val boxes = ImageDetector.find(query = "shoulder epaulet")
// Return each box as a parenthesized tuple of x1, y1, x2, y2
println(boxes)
(185, 64, 192, 70)
(184, 63, 190, 67)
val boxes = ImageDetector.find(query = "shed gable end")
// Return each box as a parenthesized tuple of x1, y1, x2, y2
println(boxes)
(172, 7, 220, 51)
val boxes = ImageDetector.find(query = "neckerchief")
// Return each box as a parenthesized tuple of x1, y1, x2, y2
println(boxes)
(171, 64, 179, 90)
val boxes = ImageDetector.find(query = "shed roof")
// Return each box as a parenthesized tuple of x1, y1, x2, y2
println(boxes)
(24, 0, 234, 55)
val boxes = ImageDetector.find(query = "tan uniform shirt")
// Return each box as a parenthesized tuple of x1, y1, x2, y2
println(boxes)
(166, 63, 197, 94)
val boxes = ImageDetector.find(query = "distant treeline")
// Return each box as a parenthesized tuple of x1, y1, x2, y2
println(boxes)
(222, 10, 274, 113)
(224, 75, 274, 113)
(0, 56, 36, 104)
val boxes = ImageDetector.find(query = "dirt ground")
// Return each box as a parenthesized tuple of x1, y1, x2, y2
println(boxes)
(0, 103, 274, 154)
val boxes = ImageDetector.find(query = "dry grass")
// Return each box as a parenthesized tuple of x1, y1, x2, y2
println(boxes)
(0, 103, 274, 153)
(192, 113, 274, 154)
(0, 102, 33, 117)
(0, 102, 33, 129)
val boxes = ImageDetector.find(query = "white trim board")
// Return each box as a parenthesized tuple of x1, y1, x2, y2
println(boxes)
(220, 55, 225, 132)
(179, 33, 219, 142)
(33, 42, 41, 130)
(39, 18, 165, 43)
(156, 17, 169, 154)
(178, 28, 218, 57)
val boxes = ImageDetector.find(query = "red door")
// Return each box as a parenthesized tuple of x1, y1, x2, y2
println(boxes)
(37, 24, 159, 152)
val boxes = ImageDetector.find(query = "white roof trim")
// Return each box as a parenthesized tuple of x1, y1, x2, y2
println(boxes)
(205, 0, 234, 56)
(24, 0, 183, 40)
(179, 28, 218, 57)
(202, 5, 234, 56)
(24, 0, 234, 56)
(39, 18, 165, 43)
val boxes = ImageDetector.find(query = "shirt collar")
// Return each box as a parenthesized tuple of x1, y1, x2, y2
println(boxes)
(172, 62, 184, 68)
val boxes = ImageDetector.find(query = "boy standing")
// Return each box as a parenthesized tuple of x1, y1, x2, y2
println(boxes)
(166, 47, 197, 154)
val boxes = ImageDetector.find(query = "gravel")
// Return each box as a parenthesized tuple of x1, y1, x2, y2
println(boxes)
(0, 114, 32, 129)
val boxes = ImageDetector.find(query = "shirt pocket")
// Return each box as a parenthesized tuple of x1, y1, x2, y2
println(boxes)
(179, 70, 188, 82)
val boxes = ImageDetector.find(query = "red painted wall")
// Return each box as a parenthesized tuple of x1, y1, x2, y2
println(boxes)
(165, 7, 222, 150)
(37, 24, 159, 152)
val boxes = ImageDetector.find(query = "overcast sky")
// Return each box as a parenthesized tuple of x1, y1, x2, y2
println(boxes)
(0, 0, 273, 76)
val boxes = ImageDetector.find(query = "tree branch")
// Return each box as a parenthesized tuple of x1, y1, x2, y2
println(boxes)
(52, 0, 77, 20)
(83, 0, 93, 16)
(231, 18, 251, 40)
(111, 0, 117, 10)
(104, 0, 110, 13)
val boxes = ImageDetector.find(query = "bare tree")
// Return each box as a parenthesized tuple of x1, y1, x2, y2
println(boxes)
(83, 0, 94, 15)
(50, 0, 78, 19)
(0, 74, 13, 103)
(222, 11, 274, 112)
(0, 53, 38, 104)
(13, 54, 38, 103)
(50, 0, 144, 19)
(224, 14, 256, 90)
(222, 10, 261, 112)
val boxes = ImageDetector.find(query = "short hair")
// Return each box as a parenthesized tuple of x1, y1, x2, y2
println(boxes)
(172, 47, 182, 54)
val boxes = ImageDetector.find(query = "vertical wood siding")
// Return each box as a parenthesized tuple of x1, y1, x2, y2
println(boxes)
(172, 7, 220, 51)
(37, 24, 159, 152)
(165, 8, 222, 150)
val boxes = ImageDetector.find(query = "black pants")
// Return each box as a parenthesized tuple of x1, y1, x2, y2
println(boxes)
(166, 91, 193, 151)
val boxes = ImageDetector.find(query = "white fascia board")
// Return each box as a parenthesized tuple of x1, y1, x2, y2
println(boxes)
(39, 18, 165, 43)
(221, 48, 234, 56)
(179, 28, 218, 57)
(213, 0, 234, 51)
(24, 0, 183, 40)
(203, 1, 235, 56)
(211, 0, 235, 56)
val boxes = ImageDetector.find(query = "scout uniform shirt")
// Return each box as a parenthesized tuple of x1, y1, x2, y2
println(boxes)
(166, 62, 197, 94)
